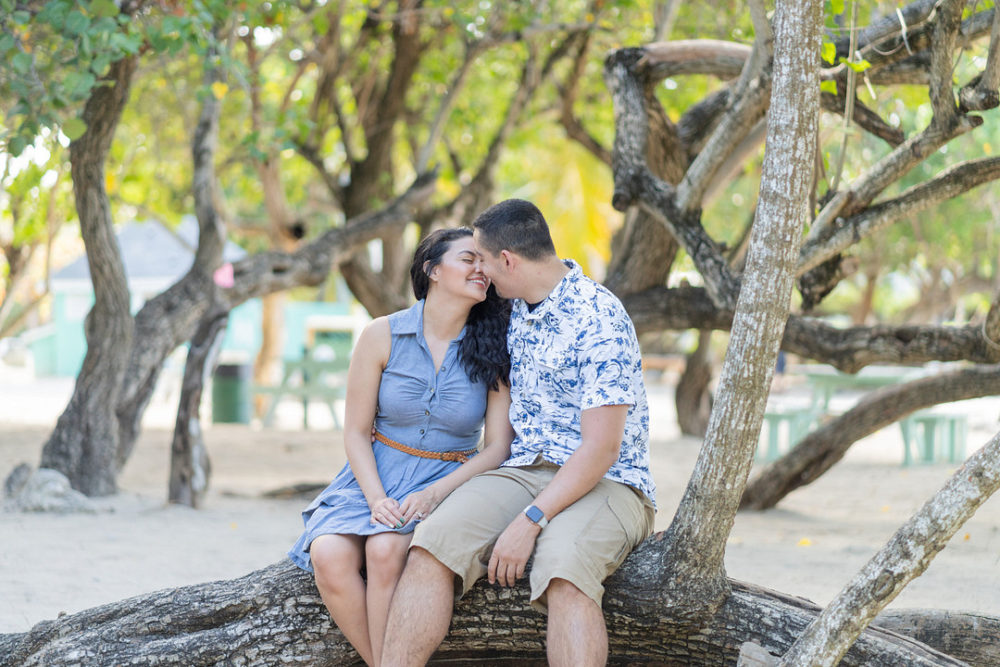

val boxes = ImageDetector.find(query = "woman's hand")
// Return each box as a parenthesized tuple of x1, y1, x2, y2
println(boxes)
(369, 496, 405, 529)
(399, 486, 442, 525)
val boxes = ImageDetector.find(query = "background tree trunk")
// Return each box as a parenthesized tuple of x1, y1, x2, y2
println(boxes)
(676, 329, 714, 436)
(168, 309, 227, 507)
(39, 55, 138, 497)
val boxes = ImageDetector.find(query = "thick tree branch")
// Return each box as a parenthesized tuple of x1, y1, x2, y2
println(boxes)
(959, 5, 1000, 111)
(831, 0, 938, 58)
(804, 115, 982, 249)
(927, 0, 964, 127)
(223, 172, 436, 305)
(675, 73, 770, 215)
(605, 48, 740, 309)
(639, 39, 751, 79)
(1, 555, 984, 665)
(623, 285, 1000, 371)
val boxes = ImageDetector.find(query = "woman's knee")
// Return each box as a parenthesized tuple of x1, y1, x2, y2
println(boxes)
(365, 535, 410, 583)
(311, 535, 363, 587)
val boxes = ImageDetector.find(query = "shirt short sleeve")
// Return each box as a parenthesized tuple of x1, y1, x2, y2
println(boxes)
(578, 299, 640, 411)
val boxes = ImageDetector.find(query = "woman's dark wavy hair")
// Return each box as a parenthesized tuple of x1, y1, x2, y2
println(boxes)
(410, 228, 510, 390)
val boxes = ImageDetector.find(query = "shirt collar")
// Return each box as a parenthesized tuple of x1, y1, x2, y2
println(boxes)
(514, 259, 581, 320)
(395, 299, 466, 341)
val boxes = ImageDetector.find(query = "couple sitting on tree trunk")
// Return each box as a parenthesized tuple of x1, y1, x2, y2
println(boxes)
(288, 198, 656, 666)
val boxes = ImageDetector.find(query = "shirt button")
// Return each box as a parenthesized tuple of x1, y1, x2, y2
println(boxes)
(419, 429, 425, 434)
(424, 410, 430, 416)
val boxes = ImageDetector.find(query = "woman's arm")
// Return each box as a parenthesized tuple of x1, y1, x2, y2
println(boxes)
(399, 383, 514, 523)
(341, 317, 404, 527)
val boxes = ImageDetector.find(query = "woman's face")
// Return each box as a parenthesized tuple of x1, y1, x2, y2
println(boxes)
(429, 236, 490, 302)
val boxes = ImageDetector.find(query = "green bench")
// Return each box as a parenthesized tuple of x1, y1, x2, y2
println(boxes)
(253, 358, 348, 429)
(899, 411, 968, 466)
(758, 406, 968, 466)
(758, 407, 818, 462)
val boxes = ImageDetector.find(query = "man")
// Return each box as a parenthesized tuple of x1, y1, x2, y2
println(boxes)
(382, 199, 655, 666)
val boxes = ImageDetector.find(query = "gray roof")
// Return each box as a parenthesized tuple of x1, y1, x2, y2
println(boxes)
(53, 217, 246, 283)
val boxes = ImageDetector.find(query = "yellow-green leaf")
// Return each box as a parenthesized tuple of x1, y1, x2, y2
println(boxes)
(821, 42, 836, 65)
(820, 80, 838, 95)
(63, 117, 88, 140)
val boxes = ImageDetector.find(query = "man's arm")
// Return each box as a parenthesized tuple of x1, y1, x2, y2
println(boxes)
(487, 403, 629, 587)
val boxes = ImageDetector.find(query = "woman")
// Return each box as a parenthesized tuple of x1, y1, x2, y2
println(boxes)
(288, 228, 513, 666)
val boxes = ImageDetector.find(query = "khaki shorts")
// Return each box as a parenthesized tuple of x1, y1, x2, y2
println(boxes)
(411, 461, 655, 613)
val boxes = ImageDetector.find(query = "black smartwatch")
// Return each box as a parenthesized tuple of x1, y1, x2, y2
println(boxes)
(523, 504, 548, 528)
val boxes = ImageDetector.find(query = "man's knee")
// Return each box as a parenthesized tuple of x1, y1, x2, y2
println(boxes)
(402, 546, 452, 582)
(545, 578, 598, 611)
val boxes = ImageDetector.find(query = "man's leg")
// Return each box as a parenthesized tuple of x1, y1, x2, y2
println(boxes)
(381, 547, 455, 666)
(545, 578, 607, 667)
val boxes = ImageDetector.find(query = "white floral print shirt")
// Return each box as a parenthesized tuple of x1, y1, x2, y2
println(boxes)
(501, 260, 656, 506)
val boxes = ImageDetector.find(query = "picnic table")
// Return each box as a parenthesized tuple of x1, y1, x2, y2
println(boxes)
(759, 364, 967, 465)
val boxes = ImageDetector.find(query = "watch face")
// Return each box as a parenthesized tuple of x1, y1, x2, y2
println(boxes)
(525, 505, 544, 523)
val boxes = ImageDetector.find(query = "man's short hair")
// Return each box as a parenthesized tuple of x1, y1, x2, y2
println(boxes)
(472, 199, 557, 260)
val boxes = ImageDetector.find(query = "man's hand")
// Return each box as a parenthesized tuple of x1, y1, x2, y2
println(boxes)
(487, 513, 542, 587)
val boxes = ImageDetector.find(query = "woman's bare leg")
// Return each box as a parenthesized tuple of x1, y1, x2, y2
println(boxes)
(310, 533, 373, 666)
(364, 532, 412, 666)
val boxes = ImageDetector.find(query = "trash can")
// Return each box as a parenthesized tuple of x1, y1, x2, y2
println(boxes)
(212, 363, 251, 424)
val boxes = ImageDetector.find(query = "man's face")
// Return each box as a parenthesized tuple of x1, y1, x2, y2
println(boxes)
(473, 230, 513, 299)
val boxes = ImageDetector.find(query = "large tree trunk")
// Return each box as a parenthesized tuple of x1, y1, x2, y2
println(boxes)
(2, 553, 994, 666)
(39, 55, 139, 497)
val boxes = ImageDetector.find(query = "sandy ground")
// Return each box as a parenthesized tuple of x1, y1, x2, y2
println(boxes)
(2, 366, 1000, 635)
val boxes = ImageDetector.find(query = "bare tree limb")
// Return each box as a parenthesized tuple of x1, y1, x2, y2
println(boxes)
(779, 427, 1000, 665)
(959, 5, 1000, 111)
(820, 92, 905, 146)
(926, 0, 963, 127)
(623, 285, 1000, 370)
(803, 114, 981, 249)
(800, 155, 1000, 274)
(639, 39, 752, 79)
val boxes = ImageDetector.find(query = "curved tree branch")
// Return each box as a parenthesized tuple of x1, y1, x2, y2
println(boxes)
(800, 155, 1000, 275)
(741, 365, 1000, 511)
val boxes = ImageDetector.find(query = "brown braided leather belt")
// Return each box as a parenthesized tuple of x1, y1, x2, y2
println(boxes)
(374, 431, 477, 463)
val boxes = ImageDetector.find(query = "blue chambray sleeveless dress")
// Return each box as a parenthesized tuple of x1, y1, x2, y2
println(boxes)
(288, 300, 488, 572)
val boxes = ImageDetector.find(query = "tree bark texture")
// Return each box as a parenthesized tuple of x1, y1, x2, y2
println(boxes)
(741, 364, 1000, 510)
(39, 55, 139, 497)
(3, 551, 992, 666)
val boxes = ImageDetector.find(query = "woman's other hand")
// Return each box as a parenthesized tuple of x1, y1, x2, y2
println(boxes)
(370, 496, 405, 528)
(400, 486, 441, 525)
